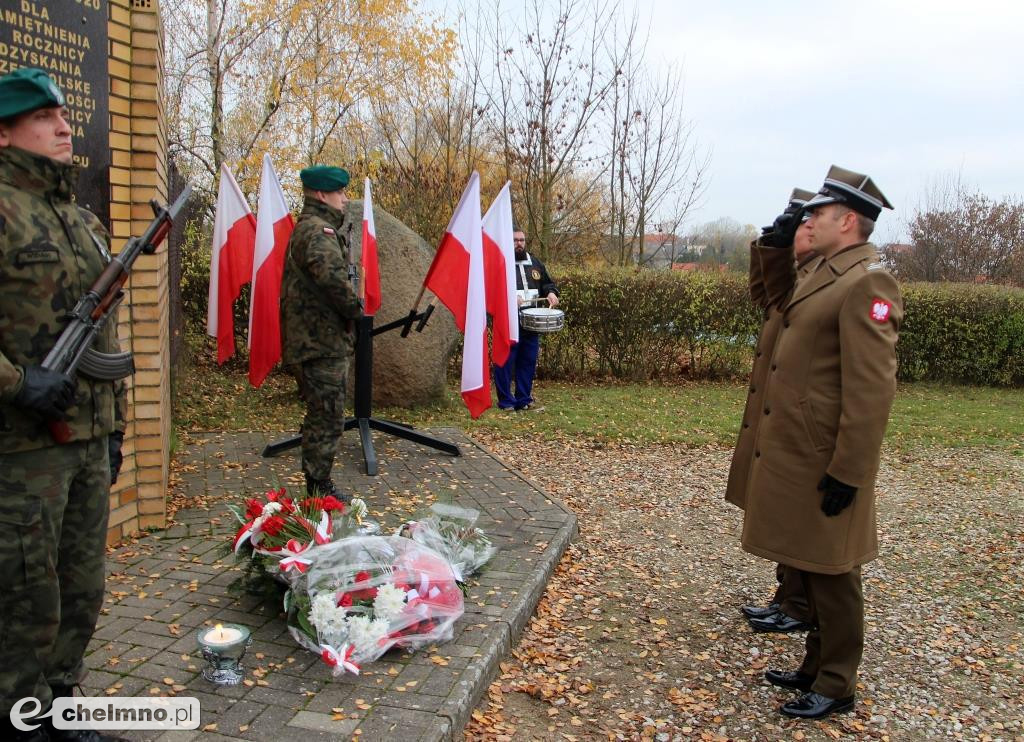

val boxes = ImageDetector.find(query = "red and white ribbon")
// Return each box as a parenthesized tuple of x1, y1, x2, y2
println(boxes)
(320, 643, 360, 675)
(315, 511, 332, 544)
(278, 539, 313, 574)
(232, 519, 259, 553)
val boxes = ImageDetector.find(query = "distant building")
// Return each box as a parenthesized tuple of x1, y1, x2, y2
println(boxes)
(671, 262, 728, 273)
(640, 233, 705, 267)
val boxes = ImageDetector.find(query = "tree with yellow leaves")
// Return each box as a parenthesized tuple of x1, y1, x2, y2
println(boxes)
(163, 0, 455, 208)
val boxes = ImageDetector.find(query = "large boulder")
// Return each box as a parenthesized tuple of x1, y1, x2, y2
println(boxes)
(345, 200, 458, 407)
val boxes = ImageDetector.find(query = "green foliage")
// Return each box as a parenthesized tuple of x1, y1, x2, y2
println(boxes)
(535, 268, 1024, 386)
(179, 216, 212, 332)
(897, 282, 1024, 385)
(538, 267, 762, 380)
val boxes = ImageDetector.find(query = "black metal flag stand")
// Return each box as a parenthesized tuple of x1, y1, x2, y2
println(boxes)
(261, 305, 461, 475)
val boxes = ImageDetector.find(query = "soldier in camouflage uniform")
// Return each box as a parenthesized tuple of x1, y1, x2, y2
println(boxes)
(0, 69, 127, 741)
(280, 165, 361, 500)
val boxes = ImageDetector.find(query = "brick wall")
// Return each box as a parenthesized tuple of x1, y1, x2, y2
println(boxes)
(106, 0, 169, 544)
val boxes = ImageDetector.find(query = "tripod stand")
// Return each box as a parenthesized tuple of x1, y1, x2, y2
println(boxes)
(261, 306, 461, 475)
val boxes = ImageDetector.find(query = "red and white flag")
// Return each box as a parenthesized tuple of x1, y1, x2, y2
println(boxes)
(248, 154, 294, 388)
(207, 164, 256, 364)
(424, 172, 490, 417)
(481, 182, 518, 366)
(362, 178, 381, 316)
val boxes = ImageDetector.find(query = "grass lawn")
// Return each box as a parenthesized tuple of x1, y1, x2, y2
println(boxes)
(173, 356, 1024, 451)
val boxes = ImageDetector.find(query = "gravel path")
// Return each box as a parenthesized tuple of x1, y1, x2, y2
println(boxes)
(465, 438, 1024, 741)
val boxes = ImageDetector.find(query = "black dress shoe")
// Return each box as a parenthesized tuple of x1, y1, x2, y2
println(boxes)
(748, 610, 812, 633)
(741, 601, 780, 619)
(764, 669, 814, 691)
(780, 691, 855, 719)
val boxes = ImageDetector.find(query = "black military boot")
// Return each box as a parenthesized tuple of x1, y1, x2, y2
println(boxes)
(304, 473, 352, 504)
(45, 686, 128, 742)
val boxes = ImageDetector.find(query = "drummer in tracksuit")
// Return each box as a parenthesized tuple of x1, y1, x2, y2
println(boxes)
(494, 229, 560, 411)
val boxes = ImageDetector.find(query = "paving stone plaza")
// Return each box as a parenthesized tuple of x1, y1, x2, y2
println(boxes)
(85, 430, 575, 741)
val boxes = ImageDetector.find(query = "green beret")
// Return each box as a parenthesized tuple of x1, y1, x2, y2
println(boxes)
(0, 68, 65, 120)
(300, 165, 350, 192)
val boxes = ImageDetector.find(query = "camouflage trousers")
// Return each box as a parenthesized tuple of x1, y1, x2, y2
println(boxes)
(294, 357, 349, 481)
(0, 438, 110, 715)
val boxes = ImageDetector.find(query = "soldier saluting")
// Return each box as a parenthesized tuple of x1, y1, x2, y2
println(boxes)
(0, 68, 127, 741)
(741, 166, 902, 720)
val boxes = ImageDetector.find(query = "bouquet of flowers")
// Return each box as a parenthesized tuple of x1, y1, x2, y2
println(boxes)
(228, 488, 375, 585)
(284, 535, 464, 676)
(396, 503, 496, 582)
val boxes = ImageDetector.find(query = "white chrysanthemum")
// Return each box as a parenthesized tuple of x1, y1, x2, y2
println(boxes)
(346, 615, 390, 660)
(309, 593, 346, 639)
(372, 582, 407, 622)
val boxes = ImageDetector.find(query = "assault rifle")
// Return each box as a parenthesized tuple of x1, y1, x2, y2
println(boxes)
(43, 185, 192, 442)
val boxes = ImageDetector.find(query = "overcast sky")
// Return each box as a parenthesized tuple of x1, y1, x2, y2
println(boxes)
(428, 0, 1022, 242)
(642, 0, 1023, 241)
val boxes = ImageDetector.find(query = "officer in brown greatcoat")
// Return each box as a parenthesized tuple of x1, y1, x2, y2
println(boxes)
(740, 166, 902, 720)
(726, 188, 818, 634)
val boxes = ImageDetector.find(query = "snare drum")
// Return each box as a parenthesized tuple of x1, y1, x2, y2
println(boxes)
(519, 307, 564, 333)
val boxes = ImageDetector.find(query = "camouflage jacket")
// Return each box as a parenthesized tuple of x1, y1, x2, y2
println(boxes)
(0, 146, 126, 453)
(280, 198, 362, 366)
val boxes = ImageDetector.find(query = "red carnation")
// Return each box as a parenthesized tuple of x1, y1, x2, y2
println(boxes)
(350, 570, 378, 600)
(261, 515, 286, 537)
(245, 498, 264, 520)
(336, 592, 353, 608)
(321, 495, 346, 513)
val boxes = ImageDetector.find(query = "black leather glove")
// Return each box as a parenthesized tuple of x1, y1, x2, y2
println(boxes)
(12, 365, 75, 420)
(818, 474, 857, 516)
(108, 431, 125, 485)
(761, 206, 803, 249)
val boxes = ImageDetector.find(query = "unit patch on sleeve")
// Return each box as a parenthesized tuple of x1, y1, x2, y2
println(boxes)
(870, 298, 892, 323)
(323, 227, 336, 235)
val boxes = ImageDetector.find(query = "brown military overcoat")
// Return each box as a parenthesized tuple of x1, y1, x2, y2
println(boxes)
(725, 244, 820, 509)
(740, 243, 902, 574)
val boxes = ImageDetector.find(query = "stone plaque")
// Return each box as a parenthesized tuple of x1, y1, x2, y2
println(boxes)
(0, 0, 111, 224)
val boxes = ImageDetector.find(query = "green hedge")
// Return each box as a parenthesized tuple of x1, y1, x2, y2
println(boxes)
(533, 268, 1024, 386)
(536, 268, 762, 380)
(897, 283, 1024, 385)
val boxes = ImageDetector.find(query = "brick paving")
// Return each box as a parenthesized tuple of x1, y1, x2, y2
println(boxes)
(85, 429, 576, 741)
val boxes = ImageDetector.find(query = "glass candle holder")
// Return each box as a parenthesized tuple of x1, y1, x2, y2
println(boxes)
(197, 623, 251, 685)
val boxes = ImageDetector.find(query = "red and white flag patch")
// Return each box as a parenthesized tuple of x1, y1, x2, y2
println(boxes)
(323, 227, 336, 235)
(870, 298, 892, 323)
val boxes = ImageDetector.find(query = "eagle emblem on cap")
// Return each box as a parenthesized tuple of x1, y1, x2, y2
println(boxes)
(48, 80, 65, 105)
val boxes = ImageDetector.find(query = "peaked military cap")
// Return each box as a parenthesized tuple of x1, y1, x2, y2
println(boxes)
(0, 68, 66, 120)
(300, 165, 350, 192)
(789, 187, 816, 210)
(804, 166, 893, 221)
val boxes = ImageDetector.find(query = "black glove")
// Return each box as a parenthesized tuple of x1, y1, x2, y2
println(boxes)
(818, 474, 857, 516)
(108, 430, 125, 485)
(12, 365, 75, 420)
(761, 207, 803, 249)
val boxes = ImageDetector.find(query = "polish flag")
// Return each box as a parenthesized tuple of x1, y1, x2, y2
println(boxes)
(248, 154, 294, 388)
(424, 172, 490, 417)
(481, 182, 518, 366)
(362, 178, 381, 316)
(207, 164, 256, 364)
